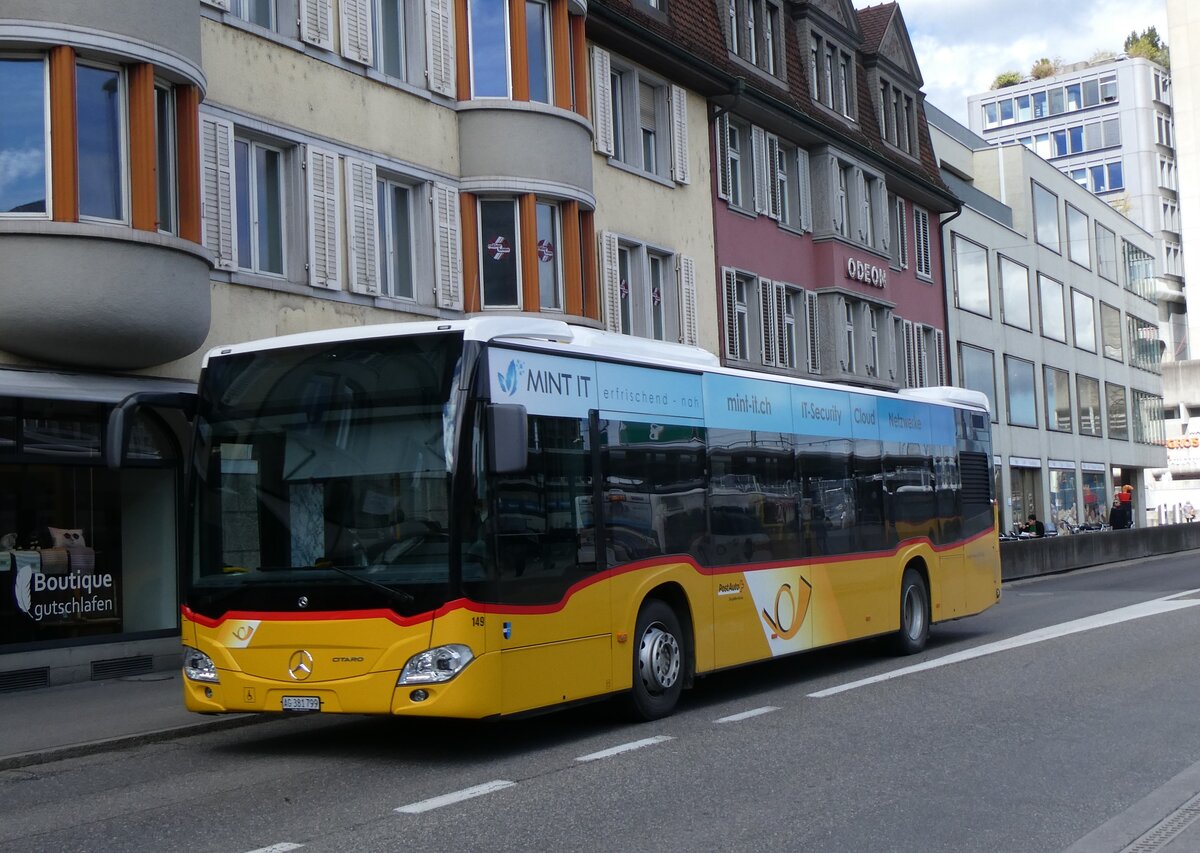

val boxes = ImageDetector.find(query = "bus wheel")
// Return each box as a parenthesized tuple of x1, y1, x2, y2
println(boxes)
(893, 567, 929, 655)
(627, 600, 685, 721)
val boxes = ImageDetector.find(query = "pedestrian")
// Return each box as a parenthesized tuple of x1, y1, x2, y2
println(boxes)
(1109, 498, 1130, 530)
(1184, 501, 1196, 523)
(1023, 513, 1045, 537)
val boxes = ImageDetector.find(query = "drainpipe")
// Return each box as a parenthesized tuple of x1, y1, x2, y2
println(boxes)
(936, 203, 963, 387)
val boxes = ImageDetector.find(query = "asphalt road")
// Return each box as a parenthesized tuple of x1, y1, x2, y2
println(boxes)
(4, 552, 1200, 853)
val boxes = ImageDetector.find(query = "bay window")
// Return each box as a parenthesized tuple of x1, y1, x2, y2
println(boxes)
(479, 198, 520, 306)
(155, 83, 177, 234)
(536, 200, 561, 310)
(77, 63, 126, 223)
(526, 0, 551, 103)
(469, 0, 510, 97)
(0, 57, 48, 215)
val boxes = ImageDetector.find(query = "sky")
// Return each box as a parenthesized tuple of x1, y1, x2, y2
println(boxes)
(850, 0, 1169, 125)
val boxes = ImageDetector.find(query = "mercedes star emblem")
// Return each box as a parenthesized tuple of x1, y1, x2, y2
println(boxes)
(288, 650, 314, 681)
(298, 595, 309, 608)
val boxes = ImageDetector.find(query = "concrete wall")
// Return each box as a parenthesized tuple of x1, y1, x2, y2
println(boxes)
(1000, 523, 1200, 580)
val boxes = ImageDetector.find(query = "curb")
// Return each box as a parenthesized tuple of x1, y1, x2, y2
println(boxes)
(0, 712, 276, 771)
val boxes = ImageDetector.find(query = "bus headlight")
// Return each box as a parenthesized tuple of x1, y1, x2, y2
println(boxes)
(398, 645, 474, 684)
(183, 646, 220, 683)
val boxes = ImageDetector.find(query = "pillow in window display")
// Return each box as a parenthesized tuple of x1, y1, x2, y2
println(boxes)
(48, 527, 86, 548)
(40, 547, 69, 575)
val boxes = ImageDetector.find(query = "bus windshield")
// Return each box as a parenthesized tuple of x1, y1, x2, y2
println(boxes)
(187, 332, 466, 618)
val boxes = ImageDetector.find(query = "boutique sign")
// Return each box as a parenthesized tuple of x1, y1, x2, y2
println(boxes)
(10, 556, 119, 625)
(846, 257, 888, 289)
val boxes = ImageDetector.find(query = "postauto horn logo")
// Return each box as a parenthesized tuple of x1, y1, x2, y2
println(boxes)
(497, 359, 525, 397)
(760, 578, 813, 641)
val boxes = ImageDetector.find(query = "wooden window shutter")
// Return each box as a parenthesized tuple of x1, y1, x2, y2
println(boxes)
(433, 183, 463, 309)
(716, 113, 731, 200)
(678, 255, 698, 346)
(306, 146, 340, 289)
(340, 0, 374, 65)
(797, 148, 812, 232)
(600, 230, 621, 332)
(344, 157, 378, 294)
(723, 268, 741, 359)
(425, 0, 456, 96)
(200, 115, 236, 271)
(670, 84, 690, 184)
(766, 133, 781, 220)
(759, 278, 777, 366)
(806, 290, 820, 373)
(592, 47, 614, 156)
(751, 125, 768, 215)
(300, 0, 334, 51)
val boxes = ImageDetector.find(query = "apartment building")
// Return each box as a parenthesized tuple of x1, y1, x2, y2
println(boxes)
(930, 105, 1166, 532)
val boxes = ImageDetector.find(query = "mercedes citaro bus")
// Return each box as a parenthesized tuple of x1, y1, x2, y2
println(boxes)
(110, 317, 1000, 720)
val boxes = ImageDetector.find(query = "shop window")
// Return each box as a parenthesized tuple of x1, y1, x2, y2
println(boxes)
(0, 56, 48, 215)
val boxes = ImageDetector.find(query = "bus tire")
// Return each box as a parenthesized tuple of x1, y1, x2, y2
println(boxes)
(893, 567, 929, 655)
(626, 599, 685, 721)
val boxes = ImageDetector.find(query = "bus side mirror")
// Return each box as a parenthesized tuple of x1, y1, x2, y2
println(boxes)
(487, 403, 528, 474)
(106, 391, 197, 470)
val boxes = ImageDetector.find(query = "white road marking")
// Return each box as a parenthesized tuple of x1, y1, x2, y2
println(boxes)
(396, 780, 516, 814)
(809, 589, 1200, 698)
(575, 735, 674, 762)
(244, 845, 304, 853)
(716, 706, 780, 723)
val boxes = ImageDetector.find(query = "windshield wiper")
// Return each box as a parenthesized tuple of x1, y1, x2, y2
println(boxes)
(256, 563, 416, 606)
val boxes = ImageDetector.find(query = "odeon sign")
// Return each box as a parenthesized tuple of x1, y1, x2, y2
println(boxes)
(846, 257, 888, 289)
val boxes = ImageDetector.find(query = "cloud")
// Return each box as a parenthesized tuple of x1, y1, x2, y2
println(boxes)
(0, 147, 44, 192)
(854, 0, 1168, 122)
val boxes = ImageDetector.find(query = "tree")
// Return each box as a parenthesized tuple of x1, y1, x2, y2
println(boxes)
(1125, 27, 1170, 67)
(1030, 57, 1060, 79)
(992, 70, 1022, 89)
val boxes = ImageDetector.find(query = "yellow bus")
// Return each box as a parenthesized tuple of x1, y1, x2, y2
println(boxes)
(127, 317, 999, 720)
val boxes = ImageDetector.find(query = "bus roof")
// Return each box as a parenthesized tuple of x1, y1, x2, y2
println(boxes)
(201, 317, 988, 415)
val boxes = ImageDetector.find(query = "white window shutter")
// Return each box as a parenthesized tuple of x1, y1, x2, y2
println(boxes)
(805, 290, 820, 373)
(344, 158, 378, 294)
(797, 148, 812, 232)
(200, 0, 231, 10)
(854, 168, 868, 241)
(592, 48, 614, 157)
(766, 133, 781, 220)
(600, 231, 621, 332)
(723, 268, 740, 359)
(340, 0, 374, 65)
(759, 278, 777, 366)
(877, 182, 890, 253)
(300, 0, 334, 50)
(751, 125, 768, 215)
(433, 183, 463, 309)
(678, 255, 698, 346)
(306, 146, 340, 289)
(716, 113, 731, 200)
(830, 159, 844, 234)
(426, 0, 456, 96)
(670, 84, 690, 184)
(200, 115, 236, 271)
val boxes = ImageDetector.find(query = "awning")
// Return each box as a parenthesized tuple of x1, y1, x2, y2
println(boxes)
(0, 367, 196, 404)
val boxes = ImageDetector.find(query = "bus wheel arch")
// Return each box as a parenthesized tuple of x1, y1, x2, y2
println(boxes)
(892, 559, 930, 655)
(625, 586, 693, 721)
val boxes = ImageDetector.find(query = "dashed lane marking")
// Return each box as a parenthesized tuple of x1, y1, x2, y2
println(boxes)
(396, 780, 517, 814)
(809, 589, 1200, 698)
(716, 706, 780, 723)
(244, 845, 304, 853)
(575, 736, 674, 763)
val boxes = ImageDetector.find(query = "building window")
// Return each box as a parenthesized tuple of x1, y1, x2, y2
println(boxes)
(1071, 290, 1095, 352)
(999, 255, 1030, 330)
(1038, 273, 1065, 342)
(1100, 302, 1122, 361)
(1005, 356, 1037, 428)
(1096, 222, 1117, 282)
(758, 279, 801, 369)
(536, 200, 561, 310)
(730, 0, 782, 76)
(1127, 315, 1161, 373)
(1032, 181, 1059, 252)
(77, 63, 127, 223)
(0, 57, 47, 215)
(952, 234, 990, 317)
(606, 236, 684, 341)
(607, 63, 671, 179)
(374, 0, 411, 79)
(1077, 375, 1101, 437)
(878, 78, 916, 155)
(726, 119, 744, 207)
(1043, 366, 1072, 432)
(809, 30, 854, 119)
(843, 300, 856, 373)
(1132, 390, 1165, 446)
(154, 83, 177, 234)
(1066, 204, 1089, 269)
(1106, 382, 1128, 440)
(233, 0, 274, 28)
(913, 206, 931, 278)
(234, 137, 285, 275)
(959, 344, 997, 423)
(469, 0, 510, 98)
(526, 0, 552, 103)
(479, 198, 520, 307)
(376, 177, 414, 299)
(1124, 241, 1155, 301)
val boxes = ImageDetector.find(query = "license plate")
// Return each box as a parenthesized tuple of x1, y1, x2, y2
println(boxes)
(281, 695, 321, 712)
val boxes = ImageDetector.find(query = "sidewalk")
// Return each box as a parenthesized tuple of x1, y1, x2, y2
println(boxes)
(0, 670, 261, 770)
